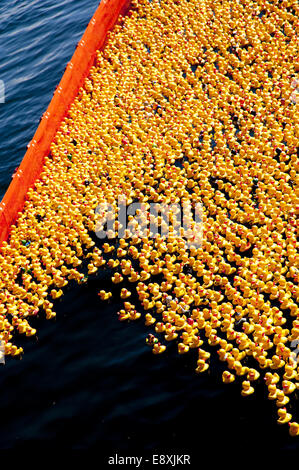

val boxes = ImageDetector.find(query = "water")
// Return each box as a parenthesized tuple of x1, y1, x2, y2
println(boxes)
(0, 0, 298, 461)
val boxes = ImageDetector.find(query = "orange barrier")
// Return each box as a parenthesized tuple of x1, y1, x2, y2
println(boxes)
(0, 0, 131, 244)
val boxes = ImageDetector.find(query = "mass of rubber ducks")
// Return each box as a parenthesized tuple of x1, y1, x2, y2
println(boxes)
(0, 0, 298, 437)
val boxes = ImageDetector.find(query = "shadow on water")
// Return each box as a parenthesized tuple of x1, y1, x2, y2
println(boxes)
(0, 273, 298, 461)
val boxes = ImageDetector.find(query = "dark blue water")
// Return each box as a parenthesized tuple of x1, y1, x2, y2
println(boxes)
(0, 0, 298, 463)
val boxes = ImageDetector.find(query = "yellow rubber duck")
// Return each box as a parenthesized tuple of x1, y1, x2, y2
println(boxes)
(247, 369, 260, 381)
(257, 355, 271, 369)
(155, 322, 165, 333)
(151, 265, 163, 275)
(142, 298, 155, 310)
(50, 289, 63, 300)
(241, 381, 254, 397)
(195, 358, 209, 373)
(152, 342, 166, 355)
(270, 355, 285, 369)
(178, 343, 190, 354)
(46, 309, 56, 320)
(10, 345, 23, 357)
(103, 243, 114, 253)
(174, 316, 186, 330)
(140, 270, 151, 281)
(276, 390, 290, 407)
(198, 348, 211, 360)
(282, 380, 296, 395)
(117, 248, 127, 258)
(189, 335, 203, 348)
(111, 273, 123, 284)
(145, 314, 156, 326)
(107, 259, 119, 268)
(277, 408, 292, 425)
(234, 361, 248, 376)
(120, 288, 131, 299)
(222, 371, 235, 384)
(98, 290, 112, 301)
(25, 327, 36, 337)
(117, 310, 130, 322)
(217, 349, 229, 362)
(123, 302, 134, 311)
(128, 271, 140, 282)
(283, 364, 297, 380)
(87, 263, 98, 275)
(288, 422, 299, 437)
(129, 310, 141, 321)
(164, 325, 178, 341)
(264, 372, 280, 386)
(94, 255, 106, 267)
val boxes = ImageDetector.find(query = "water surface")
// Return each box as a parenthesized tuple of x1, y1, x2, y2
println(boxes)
(0, 0, 298, 461)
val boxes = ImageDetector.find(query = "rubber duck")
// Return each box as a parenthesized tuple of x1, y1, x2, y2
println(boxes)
(140, 270, 151, 281)
(45, 309, 56, 320)
(164, 325, 178, 341)
(283, 363, 297, 380)
(119, 239, 128, 249)
(189, 335, 203, 348)
(117, 309, 130, 321)
(151, 264, 163, 275)
(152, 342, 166, 355)
(218, 349, 229, 362)
(121, 260, 132, 276)
(98, 290, 112, 301)
(103, 243, 114, 253)
(180, 331, 193, 345)
(196, 358, 209, 373)
(146, 334, 158, 347)
(112, 273, 123, 284)
(270, 355, 285, 369)
(247, 369, 260, 381)
(198, 348, 211, 360)
(50, 289, 63, 300)
(282, 380, 296, 395)
(222, 370, 235, 384)
(234, 361, 248, 376)
(277, 408, 292, 425)
(155, 322, 166, 333)
(129, 310, 141, 321)
(264, 372, 280, 386)
(276, 390, 290, 407)
(120, 288, 131, 299)
(241, 380, 254, 396)
(257, 355, 271, 369)
(87, 263, 98, 275)
(123, 302, 134, 311)
(25, 326, 36, 337)
(174, 316, 187, 330)
(128, 271, 140, 282)
(178, 343, 190, 354)
(93, 255, 106, 267)
(107, 259, 119, 268)
(288, 422, 299, 437)
(142, 298, 155, 310)
(145, 314, 156, 326)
